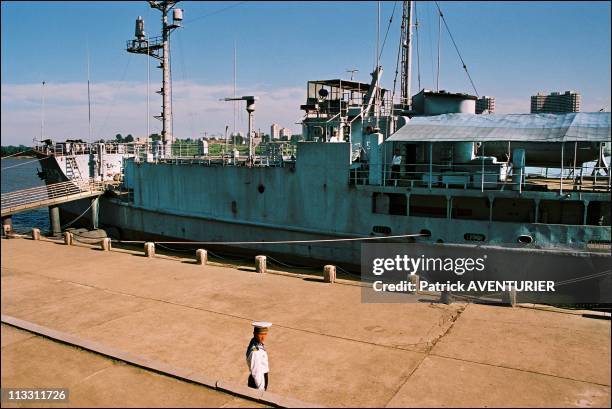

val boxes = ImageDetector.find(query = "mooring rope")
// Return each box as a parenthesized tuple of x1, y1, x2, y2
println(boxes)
(112, 233, 424, 245)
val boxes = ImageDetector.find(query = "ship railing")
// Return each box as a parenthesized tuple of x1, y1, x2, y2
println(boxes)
(302, 91, 393, 118)
(349, 162, 611, 193)
(131, 141, 298, 167)
(33, 142, 141, 157)
(153, 153, 296, 168)
(1, 178, 108, 215)
(126, 36, 163, 53)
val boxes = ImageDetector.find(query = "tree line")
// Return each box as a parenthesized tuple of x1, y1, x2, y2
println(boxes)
(1, 145, 32, 157)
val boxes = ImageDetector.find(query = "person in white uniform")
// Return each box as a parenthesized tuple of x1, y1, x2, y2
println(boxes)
(246, 321, 271, 390)
(391, 148, 402, 184)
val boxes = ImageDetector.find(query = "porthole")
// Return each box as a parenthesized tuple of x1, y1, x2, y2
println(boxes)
(420, 229, 431, 237)
(517, 235, 533, 244)
(372, 226, 392, 235)
(258, 184, 265, 194)
(464, 233, 486, 242)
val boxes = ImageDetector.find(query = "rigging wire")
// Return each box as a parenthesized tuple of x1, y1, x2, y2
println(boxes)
(414, 2, 421, 91)
(433, 1, 479, 96)
(1, 157, 51, 171)
(390, 0, 404, 109)
(436, 2, 441, 91)
(426, 2, 436, 89)
(378, 1, 399, 61)
(184, 1, 249, 24)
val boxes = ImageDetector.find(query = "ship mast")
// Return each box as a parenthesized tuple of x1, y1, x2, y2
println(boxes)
(399, 0, 413, 110)
(127, 1, 183, 156)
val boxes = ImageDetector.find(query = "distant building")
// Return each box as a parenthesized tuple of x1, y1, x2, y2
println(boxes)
(476, 96, 495, 114)
(530, 91, 580, 113)
(270, 123, 280, 140)
(134, 136, 151, 144)
(280, 127, 292, 140)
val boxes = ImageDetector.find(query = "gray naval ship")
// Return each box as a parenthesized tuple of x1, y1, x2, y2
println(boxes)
(33, 1, 611, 303)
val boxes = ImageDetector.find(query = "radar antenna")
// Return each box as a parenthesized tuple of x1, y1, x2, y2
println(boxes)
(127, 1, 183, 156)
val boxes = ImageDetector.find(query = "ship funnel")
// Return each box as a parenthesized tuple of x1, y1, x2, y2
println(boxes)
(135, 16, 146, 40)
(173, 9, 183, 23)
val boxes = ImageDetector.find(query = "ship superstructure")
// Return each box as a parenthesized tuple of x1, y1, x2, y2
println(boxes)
(31, 1, 611, 303)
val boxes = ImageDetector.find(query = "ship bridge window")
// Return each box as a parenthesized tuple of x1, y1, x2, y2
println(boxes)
(409, 195, 446, 218)
(492, 198, 535, 223)
(452, 197, 490, 220)
(372, 193, 407, 216)
(587, 201, 610, 226)
(539, 200, 584, 225)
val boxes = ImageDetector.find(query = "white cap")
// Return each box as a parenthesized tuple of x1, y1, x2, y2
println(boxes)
(252, 321, 272, 333)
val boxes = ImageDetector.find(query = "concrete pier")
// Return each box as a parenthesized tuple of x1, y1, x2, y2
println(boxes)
(1, 238, 610, 407)
(1, 324, 267, 408)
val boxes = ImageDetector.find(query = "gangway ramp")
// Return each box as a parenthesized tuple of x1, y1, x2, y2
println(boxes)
(1, 179, 108, 218)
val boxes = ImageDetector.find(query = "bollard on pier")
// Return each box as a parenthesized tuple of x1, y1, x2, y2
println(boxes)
(63, 232, 73, 246)
(31, 228, 41, 241)
(502, 288, 517, 307)
(2, 216, 13, 238)
(144, 242, 155, 258)
(101, 238, 112, 252)
(324, 265, 336, 283)
(408, 274, 420, 294)
(255, 255, 267, 274)
(196, 249, 208, 265)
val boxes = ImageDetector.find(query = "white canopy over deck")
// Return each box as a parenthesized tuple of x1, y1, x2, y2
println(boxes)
(388, 112, 611, 143)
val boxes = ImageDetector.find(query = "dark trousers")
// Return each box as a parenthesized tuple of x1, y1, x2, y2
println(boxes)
(248, 373, 268, 390)
(390, 165, 400, 184)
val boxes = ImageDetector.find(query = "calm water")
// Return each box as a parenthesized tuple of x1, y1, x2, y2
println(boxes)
(1, 157, 50, 233)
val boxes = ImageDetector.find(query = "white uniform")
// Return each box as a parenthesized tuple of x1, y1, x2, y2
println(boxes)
(246, 342, 269, 390)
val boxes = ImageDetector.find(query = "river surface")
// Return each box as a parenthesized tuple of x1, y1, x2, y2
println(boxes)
(1, 157, 50, 233)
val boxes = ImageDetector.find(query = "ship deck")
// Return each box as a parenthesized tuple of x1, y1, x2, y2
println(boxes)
(1, 237, 610, 407)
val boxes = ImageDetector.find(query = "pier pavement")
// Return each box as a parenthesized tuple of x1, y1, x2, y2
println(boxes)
(1, 237, 610, 407)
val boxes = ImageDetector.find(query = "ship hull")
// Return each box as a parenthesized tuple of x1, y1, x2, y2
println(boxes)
(56, 195, 611, 305)
(36, 145, 611, 305)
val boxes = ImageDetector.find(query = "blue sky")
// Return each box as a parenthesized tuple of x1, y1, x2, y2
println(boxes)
(1, 1, 610, 145)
